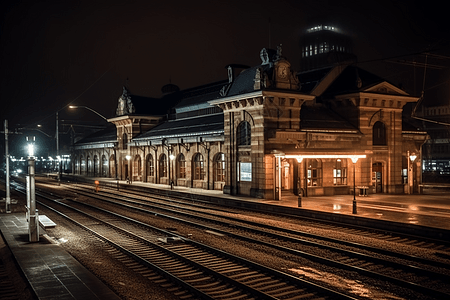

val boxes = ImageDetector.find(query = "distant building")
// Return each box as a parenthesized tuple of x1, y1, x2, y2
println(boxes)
(73, 45, 427, 198)
(300, 24, 357, 71)
(417, 104, 450, 176)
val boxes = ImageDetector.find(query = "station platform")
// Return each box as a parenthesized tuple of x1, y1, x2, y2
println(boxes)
(0, 213, 120, 300)
(69, 176, 450, 233)
(1, 175, 450, 299)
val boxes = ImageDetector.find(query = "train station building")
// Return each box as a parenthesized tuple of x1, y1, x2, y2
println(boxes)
(72, 45, 428, 199)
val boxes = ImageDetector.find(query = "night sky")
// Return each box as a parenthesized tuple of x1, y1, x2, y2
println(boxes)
(1, 0, 448, 136)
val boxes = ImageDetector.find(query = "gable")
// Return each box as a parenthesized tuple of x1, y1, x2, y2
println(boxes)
(364, 82, 409, 96)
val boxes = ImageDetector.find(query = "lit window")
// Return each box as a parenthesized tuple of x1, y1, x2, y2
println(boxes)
(333, 159, 347, 185)
(193, 153, 205, 180)
(177, 153, 186, 178)
(214, 153, 226, 182)
(146, 154, 154, 177)
(159, 154, 167, 178)
(307, 159, 322, 186)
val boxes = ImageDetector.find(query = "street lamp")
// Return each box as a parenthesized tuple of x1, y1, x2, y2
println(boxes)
(409, 153, 417, 194)
(351, 156, 359, 214)
(126, 155, 132, 183)
(69, 105, 108, 121)
(26, 136, 39, 242)
(169, 153, 175, 189)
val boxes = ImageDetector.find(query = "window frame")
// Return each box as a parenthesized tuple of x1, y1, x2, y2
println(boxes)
(159, 154, 167, 178)
(177, 153, 186, 179)
(333, 159, 347, 185)
(237, 121, 251, 146)
(373, 121, 387, 146)
(307, 159, 322, 187)
(146, 154, 154, 177)
(193, 153, 205, 180)
(213, 153, 225, 182)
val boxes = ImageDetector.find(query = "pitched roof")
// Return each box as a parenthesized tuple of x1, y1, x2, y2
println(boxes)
(133, 113, 224, 140)
(173, 80, 228, 113)
(75, 124, 117, 145)
(226, 64, 273, 97)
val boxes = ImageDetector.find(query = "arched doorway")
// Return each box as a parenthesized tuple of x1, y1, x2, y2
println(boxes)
(134, 155, 142, 181)
(372, 162, 383, 193)
(109, 155, 116, 179)
(101, 155, 108, 177)
(94, 155, 99, 177)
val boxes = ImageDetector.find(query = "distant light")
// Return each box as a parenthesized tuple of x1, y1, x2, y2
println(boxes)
(27, 144, 35, 157)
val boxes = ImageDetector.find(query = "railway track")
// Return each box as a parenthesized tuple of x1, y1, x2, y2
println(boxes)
(68, 177, 450, 248)
(15, 182, 356, 299)
(9, 176, 450, 299)
(59, 182, 450, 299)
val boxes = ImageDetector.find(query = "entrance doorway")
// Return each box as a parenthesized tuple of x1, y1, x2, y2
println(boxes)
(372, 162, 383, 193)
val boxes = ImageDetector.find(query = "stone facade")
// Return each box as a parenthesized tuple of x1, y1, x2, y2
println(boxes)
(73, 47, 428, 199)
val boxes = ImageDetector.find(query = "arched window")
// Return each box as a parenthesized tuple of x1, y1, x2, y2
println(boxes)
(237, 121, 251, 146)
(213, 153, 225, 182)
(333, 159, 347, 185)
(74, 156, 79, 174)
(94, 155, 99, 176)
(193, 153, 205, 180)
(373, 121, 387, 145)
(122, 132, 128, 150)
(80, 156, 86, 175)
(307, 159, 322, 186)
(146, 154, 154, 177)
(159, 154, 167, 178)
(134, 155, 142, 180)
(101, 155, 108, 177)
(177, 154, 186, 178)
(87, 156, 92, 176)
(109, 155, 116, 178)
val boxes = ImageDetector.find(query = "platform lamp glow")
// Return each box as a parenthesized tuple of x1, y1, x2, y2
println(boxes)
(126, 155, 132, 183)
(351, 156, 359, 214)
(26, 136, 39, 242)
(169, 152, 175, 189)
(409, 153, 417, 194)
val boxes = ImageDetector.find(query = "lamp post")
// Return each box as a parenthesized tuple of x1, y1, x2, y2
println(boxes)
(409, 153, 417, 194)
(4, 120, 11, 213)
(69, 105, 108, 121)
(296, 157, 303, 207)
(26, 136, 39, 242)
(351, 156, 359, 214)
(56, 112, 60, 186)
(126, 155, 132, 183)
(169, 153, 175, 189)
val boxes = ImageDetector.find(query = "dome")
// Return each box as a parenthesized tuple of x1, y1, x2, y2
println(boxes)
(161, 83, 180, 95)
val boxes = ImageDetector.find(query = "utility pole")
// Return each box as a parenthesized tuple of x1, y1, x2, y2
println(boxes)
(56, 112, 60, 185)
(4, 120, 11, 213)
